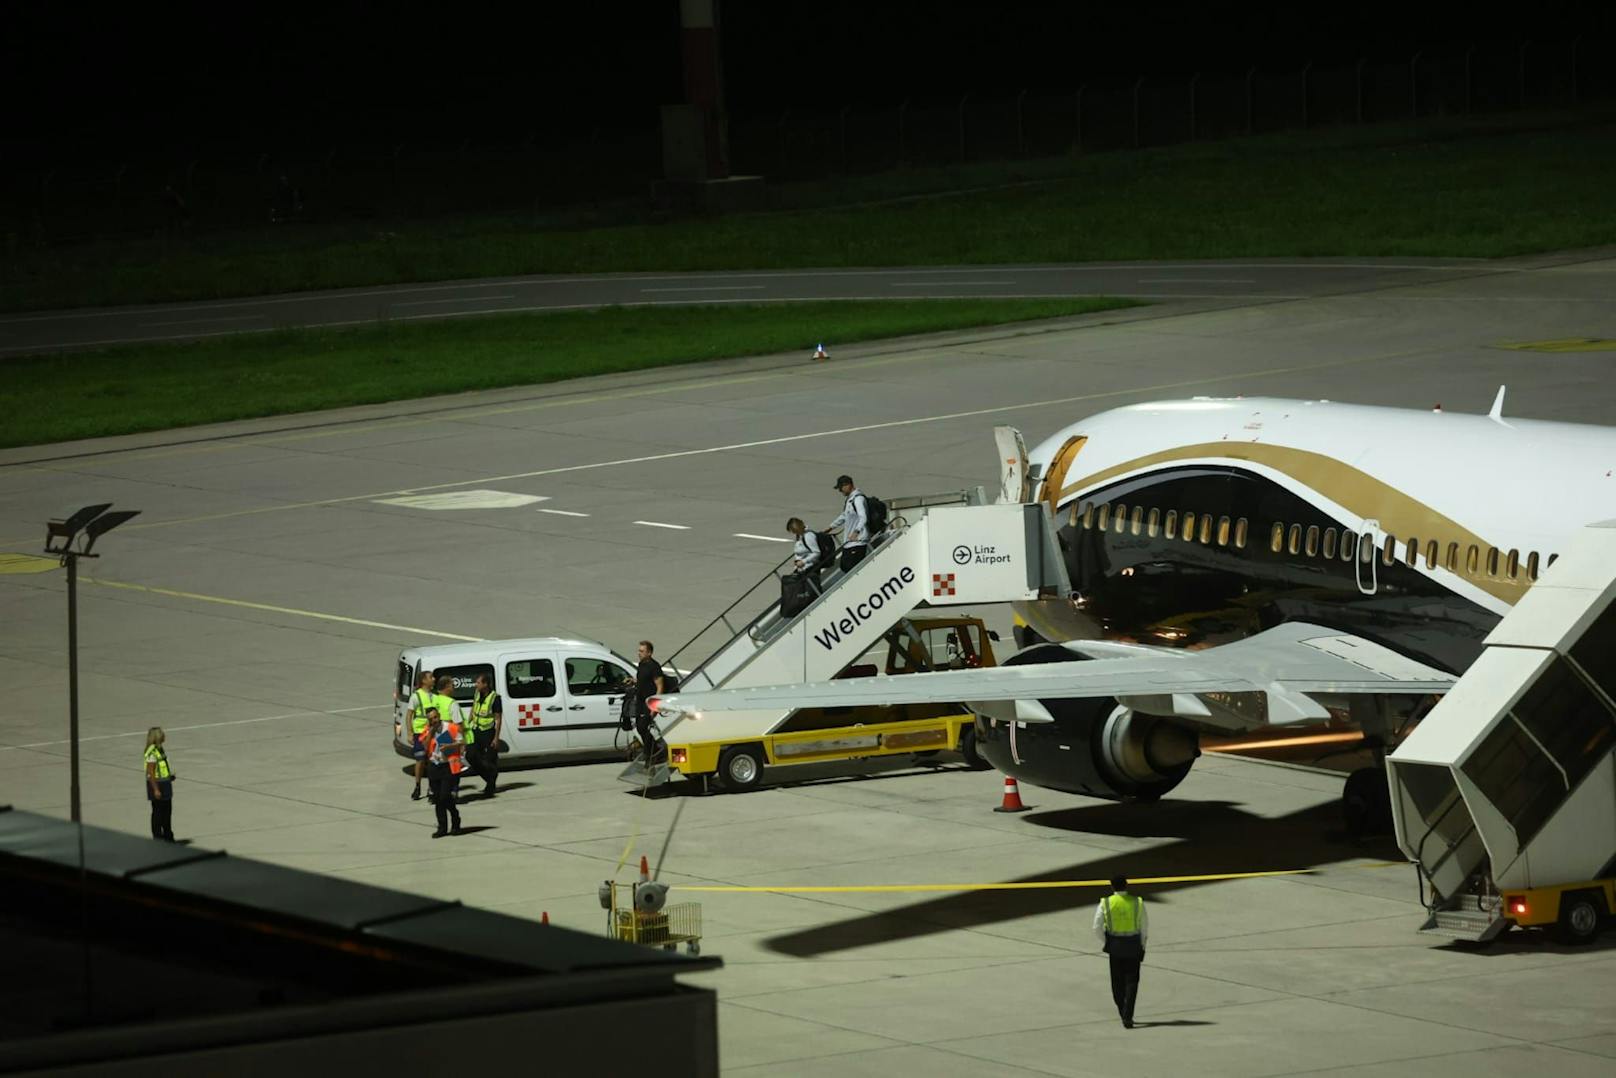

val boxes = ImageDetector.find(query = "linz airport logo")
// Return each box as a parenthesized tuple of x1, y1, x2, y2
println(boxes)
(812, 567, 917, 651)
(956, 543, 1012, 566)
(952, 544, 971, 565)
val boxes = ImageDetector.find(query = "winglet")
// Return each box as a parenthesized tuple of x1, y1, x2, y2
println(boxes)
(1488, 385, 1507, 421)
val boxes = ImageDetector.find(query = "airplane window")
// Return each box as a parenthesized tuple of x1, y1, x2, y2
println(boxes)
(1322, 528, 1337, 559)
(1425, 540, 1439, 569)
(1097, 504, 1110, 530)
(1360, 534, 1374, 563)
(1068, 502, 1080, 527)
(1165, 510, 1179, 538)
(1382, 535, 1397, 566)
(1216, 516, 1231, 546)
(1486, 547, 1500, 578)
(1131, 506, 1144, 536)
(1181, 511, 1197, 541)
(1198, 514, 1213, 544)
(1547, 553, 1559, 568)
(1081, 502, 1094, 529)
(1340, 531, 1356, 561)
(1466, 545, 1479, 575)
(1305, 525, 1320, 557)
(1234, 518, 1248, 549)
(1446, 542, 1460, 572)
(1404, 536, 1419, 565)
(1269, 522, 1284, 553)
(1287, 524, 1302, 555)
(1115, 504, 1128, 534)
(1527, 551, 1540, 580)
(1506, 548, 1520, 580)
(1147, 508, 1160, 538)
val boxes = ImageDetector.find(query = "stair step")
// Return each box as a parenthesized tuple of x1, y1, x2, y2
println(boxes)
(1422, 908, 1506, 941)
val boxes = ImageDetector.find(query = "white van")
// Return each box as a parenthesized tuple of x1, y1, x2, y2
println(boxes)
(392, 637, 649, 761)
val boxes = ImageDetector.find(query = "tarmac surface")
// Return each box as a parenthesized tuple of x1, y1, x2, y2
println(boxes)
(4, 248, 1616, 1075)
(4, 254, 1611, 355)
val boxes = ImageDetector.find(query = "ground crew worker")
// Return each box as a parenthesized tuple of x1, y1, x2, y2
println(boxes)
(830, 475, 871, 572)
(401, 669, 435, 800)
(431, 674, 460, 800)
(633, 639, 665, 763)
(1092, 876, 1148, 1028)
(424, 709, 465, 838)
(144, 727, 176, 842)
(464, 672, 503, 797)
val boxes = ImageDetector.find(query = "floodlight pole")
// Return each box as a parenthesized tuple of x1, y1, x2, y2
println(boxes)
(66, 551, 82, 822)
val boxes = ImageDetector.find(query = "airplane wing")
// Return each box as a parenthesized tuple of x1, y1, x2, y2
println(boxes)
(658, 622, 1455, 733)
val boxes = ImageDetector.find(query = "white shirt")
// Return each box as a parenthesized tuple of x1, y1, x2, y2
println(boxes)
(793, 532, 828, 571)
(1092, 893, 1149, 944)
(830, 489, 870, 547)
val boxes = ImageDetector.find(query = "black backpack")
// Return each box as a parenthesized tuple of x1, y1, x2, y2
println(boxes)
(862, 494, 889, 535)
(811, 529, 836, 560)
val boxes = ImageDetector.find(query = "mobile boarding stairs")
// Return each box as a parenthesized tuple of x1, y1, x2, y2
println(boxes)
(1388, 521, 1616, 941)
(621, 486, 1070, 783)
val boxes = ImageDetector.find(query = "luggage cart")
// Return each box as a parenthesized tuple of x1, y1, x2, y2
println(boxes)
(603, 880, 703, 955)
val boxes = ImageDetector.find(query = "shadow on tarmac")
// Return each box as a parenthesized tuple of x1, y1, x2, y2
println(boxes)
(763, 799, 1401, 958)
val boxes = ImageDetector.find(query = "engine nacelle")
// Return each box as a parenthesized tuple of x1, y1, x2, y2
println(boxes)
(975, 643, 1200, 801)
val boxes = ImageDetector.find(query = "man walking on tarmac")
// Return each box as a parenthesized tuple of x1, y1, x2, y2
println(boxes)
(1093, 876, 1148, 1027)
(464, 672, 503, 797)
(424, 708, 466, 838)
(633, 640, 665, 762)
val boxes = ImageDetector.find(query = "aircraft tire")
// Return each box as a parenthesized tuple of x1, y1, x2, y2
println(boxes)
(1342, 767, 1393, 838)
(958, 725, 993, 771)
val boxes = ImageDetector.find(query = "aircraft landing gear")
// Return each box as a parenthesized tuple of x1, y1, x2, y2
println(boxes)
(1342, 766, 1393, 838)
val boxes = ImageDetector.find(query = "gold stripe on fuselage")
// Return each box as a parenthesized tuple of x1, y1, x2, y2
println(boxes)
(1054, 441, 1518, 604)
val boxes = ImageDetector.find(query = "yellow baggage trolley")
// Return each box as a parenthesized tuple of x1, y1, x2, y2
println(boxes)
(603, 879, 703, 956)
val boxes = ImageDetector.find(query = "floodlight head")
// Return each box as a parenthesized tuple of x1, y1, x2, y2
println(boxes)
(81, 509, 140, 554)
(45, 503, 112, 553)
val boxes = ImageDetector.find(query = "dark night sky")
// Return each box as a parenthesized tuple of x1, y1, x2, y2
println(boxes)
(5, 1, 1613, 157)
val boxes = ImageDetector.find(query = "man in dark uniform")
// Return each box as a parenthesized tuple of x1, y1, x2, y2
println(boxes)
(634, 639, 665, 762)
(1092, 876, 1149, 1028)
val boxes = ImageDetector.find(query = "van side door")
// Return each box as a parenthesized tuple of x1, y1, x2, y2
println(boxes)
(560, 651, 636, 750)
(499, 650, 567, 754)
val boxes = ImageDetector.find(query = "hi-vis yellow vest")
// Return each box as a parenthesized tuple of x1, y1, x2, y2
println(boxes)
(1104, 893, 1142, 935)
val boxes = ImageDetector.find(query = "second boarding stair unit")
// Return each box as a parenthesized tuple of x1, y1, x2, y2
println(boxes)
(623, 489, 1071, 783)
(1387, 520, 1616, 942)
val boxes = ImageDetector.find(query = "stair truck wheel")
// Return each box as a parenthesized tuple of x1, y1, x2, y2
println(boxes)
(958, 724, 993, 771)
(1556, 890, 1605, 944)
(718, 745, 765, 792)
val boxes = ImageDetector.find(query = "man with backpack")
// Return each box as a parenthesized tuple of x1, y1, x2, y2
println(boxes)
(830, 475, 886, 572)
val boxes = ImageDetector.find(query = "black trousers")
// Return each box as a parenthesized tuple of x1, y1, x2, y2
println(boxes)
(465, 738, 499, 790)
(635, 713, 661, 758)
(148, 781, 174, 841)
(1108, 954, 1142, 1023)
(839, 544, 869, 572)
(428, 764, 461, 832)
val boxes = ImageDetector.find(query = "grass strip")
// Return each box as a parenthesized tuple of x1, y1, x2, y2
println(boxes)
(5, 110, 1614, 312)
(1, 298, 1138, 449)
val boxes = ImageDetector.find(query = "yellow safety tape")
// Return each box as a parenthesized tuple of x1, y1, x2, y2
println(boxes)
(673, 865, 1404, 893)
(0, 553, 59, 575)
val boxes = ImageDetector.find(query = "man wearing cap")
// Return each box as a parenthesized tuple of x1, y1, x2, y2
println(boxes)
(829, 475, 871, 572)
(1092, 876, 1148, 1027)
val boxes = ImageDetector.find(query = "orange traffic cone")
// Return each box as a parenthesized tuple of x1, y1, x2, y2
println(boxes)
(540, 911, 550, 925)
(639, 855, 651, 882)
(993, 775, 1029, 813)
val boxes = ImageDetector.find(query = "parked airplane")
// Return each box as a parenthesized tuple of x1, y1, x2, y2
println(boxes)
(659, 392, 1616, 824)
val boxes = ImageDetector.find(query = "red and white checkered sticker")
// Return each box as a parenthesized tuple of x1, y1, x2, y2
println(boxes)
(932, 572, 956, 597)
(517, 702, 544, 729)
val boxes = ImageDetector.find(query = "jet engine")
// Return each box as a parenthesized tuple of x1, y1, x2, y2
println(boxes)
(975, 643, 1200, 801)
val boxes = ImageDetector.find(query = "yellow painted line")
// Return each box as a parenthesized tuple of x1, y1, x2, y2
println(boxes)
(83, 578, 483, 641)
(1497, 338, 1616, 353)
(673, 867, 1398, 893)
(0, 553, 59, 575)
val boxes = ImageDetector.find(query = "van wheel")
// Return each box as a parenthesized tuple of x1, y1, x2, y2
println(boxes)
(718, 746, 765, 792)
(1556, 890, 1605, 944)
(958, 726, 992, 771)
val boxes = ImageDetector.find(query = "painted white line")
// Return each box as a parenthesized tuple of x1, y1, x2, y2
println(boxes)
(145, 314, 267, 327)
(391, 294, 515, 308)
(85, 578, 484, 641)
(639, 285, 768, 293)
(735, 533, 792, 543)
(634, 520, 691, 530)
(538, 508, 590, 517)
(7, 705, 387, 752)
